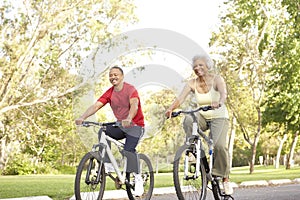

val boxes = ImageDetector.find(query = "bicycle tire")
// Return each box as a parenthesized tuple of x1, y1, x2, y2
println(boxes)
(74, 152, 106, 200)
(173, 144, 207, 200)
(126, 153, 154, 200)
(212, 179, 221, 200)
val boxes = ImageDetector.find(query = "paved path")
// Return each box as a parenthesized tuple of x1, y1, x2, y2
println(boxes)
(1, 178, 300, 200)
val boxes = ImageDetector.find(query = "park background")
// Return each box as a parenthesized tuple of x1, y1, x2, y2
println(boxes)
(0, 0, 299, 198)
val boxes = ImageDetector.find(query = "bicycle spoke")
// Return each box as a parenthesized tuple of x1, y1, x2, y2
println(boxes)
(75, 152, 106, 200)
(173, 145, 207, 200)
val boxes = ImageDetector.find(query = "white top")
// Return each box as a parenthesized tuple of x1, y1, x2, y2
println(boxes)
(194, 80, 229, 120)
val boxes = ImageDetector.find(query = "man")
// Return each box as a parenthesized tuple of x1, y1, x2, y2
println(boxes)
(75, 66, 145, 196)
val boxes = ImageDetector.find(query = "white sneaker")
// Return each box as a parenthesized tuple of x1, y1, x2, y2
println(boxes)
(104, 163, 114, 173)
(223, 181, 233, 195)
(134, 174, 144, 196)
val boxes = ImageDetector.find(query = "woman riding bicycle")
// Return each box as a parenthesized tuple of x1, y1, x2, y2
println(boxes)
(75, 66, 145, 197)
(165, 54, 233, 195)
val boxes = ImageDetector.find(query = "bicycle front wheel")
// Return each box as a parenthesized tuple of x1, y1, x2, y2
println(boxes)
(126, 153, 154, 200)
(74, 152, 106, 200)
(173, 144, 207, 200)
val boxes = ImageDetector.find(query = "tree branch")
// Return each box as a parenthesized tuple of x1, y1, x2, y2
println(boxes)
(0, 81, 86, 114)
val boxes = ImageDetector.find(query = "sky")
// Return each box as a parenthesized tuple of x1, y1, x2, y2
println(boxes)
(119, 0, 225, 93)
(127, 0, 224, 53)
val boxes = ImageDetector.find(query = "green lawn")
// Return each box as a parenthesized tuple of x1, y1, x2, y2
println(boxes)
(0, 165, 299, 200)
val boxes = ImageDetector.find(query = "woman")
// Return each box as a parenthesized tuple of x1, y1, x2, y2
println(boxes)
(165, 54, 233, 195)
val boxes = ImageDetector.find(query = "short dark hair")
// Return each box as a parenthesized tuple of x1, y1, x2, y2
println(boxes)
(110, 66, 124, 74)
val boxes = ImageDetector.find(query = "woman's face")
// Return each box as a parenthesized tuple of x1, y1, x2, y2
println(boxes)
(193, 59, 209, 77)
(109, 68, 124, 86)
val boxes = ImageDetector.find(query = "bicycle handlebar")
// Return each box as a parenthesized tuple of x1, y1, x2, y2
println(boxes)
(171, 106, 213, 118)
(81, 121, 119, 127)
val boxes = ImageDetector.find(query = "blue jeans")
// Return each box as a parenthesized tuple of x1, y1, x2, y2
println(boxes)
(105, 125, 144, 173)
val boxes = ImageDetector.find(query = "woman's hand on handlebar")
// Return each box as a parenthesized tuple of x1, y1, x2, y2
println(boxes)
(211, 101, 222, 109)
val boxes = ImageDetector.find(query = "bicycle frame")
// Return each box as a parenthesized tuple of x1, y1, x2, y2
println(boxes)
(185, 112, 214, 180)
(75, 121, 155, 200)
(92, 126, 128, 184)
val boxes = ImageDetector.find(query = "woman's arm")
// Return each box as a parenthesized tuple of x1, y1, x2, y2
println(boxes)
(165, 80, 193, 117)
(214, 75, 228, 107)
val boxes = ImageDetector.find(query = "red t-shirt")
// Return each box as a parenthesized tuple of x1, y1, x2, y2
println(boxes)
(97, 82, 144, 127)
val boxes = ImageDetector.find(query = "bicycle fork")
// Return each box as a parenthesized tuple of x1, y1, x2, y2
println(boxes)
(184, 122, 202, 180)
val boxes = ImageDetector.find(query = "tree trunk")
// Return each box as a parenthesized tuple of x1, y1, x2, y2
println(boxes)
(0, 137, 6, 170)
(249, 135, 260, 174)
(155, 155, 159, 175)
(275, 134, 288, 169)
(286, 131, 299, 169)
(228, 116, 237, 171)
(249, 107, 262, 174)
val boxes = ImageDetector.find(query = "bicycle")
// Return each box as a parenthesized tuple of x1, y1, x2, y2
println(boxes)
(171, 106, 234, 200)
(74, 121, 154, 200)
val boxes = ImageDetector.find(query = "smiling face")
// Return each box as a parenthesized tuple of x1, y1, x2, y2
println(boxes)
(109, 67, 124, 86)
(193, 59, 209, 77)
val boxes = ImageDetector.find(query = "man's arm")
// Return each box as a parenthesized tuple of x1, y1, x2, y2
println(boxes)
(75, 101, 104, 125)
(122, 97, 139, 127)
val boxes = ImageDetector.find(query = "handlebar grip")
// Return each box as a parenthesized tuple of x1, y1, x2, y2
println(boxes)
(171, 111, 180, 118)
(201, 106, 213, 111)
(82, 121, 90, 127)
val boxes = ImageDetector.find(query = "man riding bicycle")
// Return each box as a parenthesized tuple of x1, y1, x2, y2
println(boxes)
(75, 66, 145, 197)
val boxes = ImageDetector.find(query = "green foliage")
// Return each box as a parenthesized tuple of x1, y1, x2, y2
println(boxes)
(210, 0, 300, 172)
(55, 165, 76, 174)
(138, 89, 186, 163)
(0, 0, 137, 174)
(3, 153, 57, 175)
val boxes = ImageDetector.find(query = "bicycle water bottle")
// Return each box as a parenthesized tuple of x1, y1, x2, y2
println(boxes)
(209, 139, 213, 155)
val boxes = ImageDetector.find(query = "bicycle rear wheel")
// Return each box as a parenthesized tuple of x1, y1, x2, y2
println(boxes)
(74, 152, 106, 200)
(126, 153, 154, 200)
(173, 144, 207, 200)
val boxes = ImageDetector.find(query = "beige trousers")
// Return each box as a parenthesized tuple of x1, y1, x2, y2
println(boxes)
(183, 112, 230, 178)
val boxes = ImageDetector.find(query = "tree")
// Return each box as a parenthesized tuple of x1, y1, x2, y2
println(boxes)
(0, 0, 137, 173)
(138, 89, 186, 173)
(263, 0, 300, 169)
(210, 0, 288, 173)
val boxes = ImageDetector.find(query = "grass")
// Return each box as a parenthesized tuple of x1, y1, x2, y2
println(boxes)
(0, 165, 299, 199)
(230, 165, 300, 183)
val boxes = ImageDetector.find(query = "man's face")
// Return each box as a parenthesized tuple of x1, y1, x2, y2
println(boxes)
(109, 68, 124, 86)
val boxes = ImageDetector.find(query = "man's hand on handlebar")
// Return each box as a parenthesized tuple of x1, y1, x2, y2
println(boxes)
(122, 118, 132, 128)
(75, 118, 84, 125)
